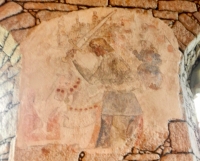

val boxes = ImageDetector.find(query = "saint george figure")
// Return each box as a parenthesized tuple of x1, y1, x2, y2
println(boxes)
(73, 38, 143, 148)
(73, 38, 132, 85)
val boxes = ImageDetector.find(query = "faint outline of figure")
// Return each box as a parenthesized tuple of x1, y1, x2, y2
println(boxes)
(73, 38, 143, 148)
(133, 40, 163, 90)
(73, 38, 131, 85)
(33, 75, 71, 139)
(96, 91, 142, 148)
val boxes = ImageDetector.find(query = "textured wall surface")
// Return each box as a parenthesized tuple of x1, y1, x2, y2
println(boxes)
(0, 0, 198, 52)
(0, 27, 21, 161)
(0, 0, 200, 161)
(14, 8, 182, 161)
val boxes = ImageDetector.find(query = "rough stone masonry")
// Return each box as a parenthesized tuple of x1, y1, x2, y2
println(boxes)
(0, 0, 199, 161)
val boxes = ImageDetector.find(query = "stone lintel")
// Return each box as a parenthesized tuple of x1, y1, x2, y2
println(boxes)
(110, 0, 157, 9)
(0, 2, 22, 21)
(153, 10, 178, 20)
(66, 0, 108, 7)
(0, 12, 35, 31)
(36, 10, 68, 22)
(158, 1, 197, 13)
(125, 154, 160, 160)
(193, 12, 200, 23)
(172, 21, 195, 47)
(24, 2, 78, 11)
(179, 13, 200, 36)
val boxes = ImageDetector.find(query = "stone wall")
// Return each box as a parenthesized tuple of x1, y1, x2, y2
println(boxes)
(0, 0, 199, 52)
(178, 40, 200, 161)
(0, 1, 200, 161)
(0, 27, 21, 161)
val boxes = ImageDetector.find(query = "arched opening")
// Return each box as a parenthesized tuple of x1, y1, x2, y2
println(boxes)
(1, 6, 200, 160)
(180, 41, 200, 157)
(190, 57, 200, 127)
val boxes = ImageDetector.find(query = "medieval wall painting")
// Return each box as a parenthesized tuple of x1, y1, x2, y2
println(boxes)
(15, 8, 183, 160)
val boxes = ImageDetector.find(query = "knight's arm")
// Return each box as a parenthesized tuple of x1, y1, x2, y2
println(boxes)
(72, 59, 101, 83)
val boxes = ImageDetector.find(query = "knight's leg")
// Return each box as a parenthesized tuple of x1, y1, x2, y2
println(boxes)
(96, 114, 113, 148)
(111, 116, 134, 147)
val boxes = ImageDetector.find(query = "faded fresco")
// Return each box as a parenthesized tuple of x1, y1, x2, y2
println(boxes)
(15, 8, 182, 160)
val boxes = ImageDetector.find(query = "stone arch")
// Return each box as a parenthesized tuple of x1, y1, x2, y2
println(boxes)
(179, 38, 200, 159)
(11, 7, 199, 161)
(0, 26, 21, 161)
(1, 5, 200, 161)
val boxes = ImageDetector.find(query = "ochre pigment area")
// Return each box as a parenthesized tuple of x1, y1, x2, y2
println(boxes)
(15, 8, 182, 161)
